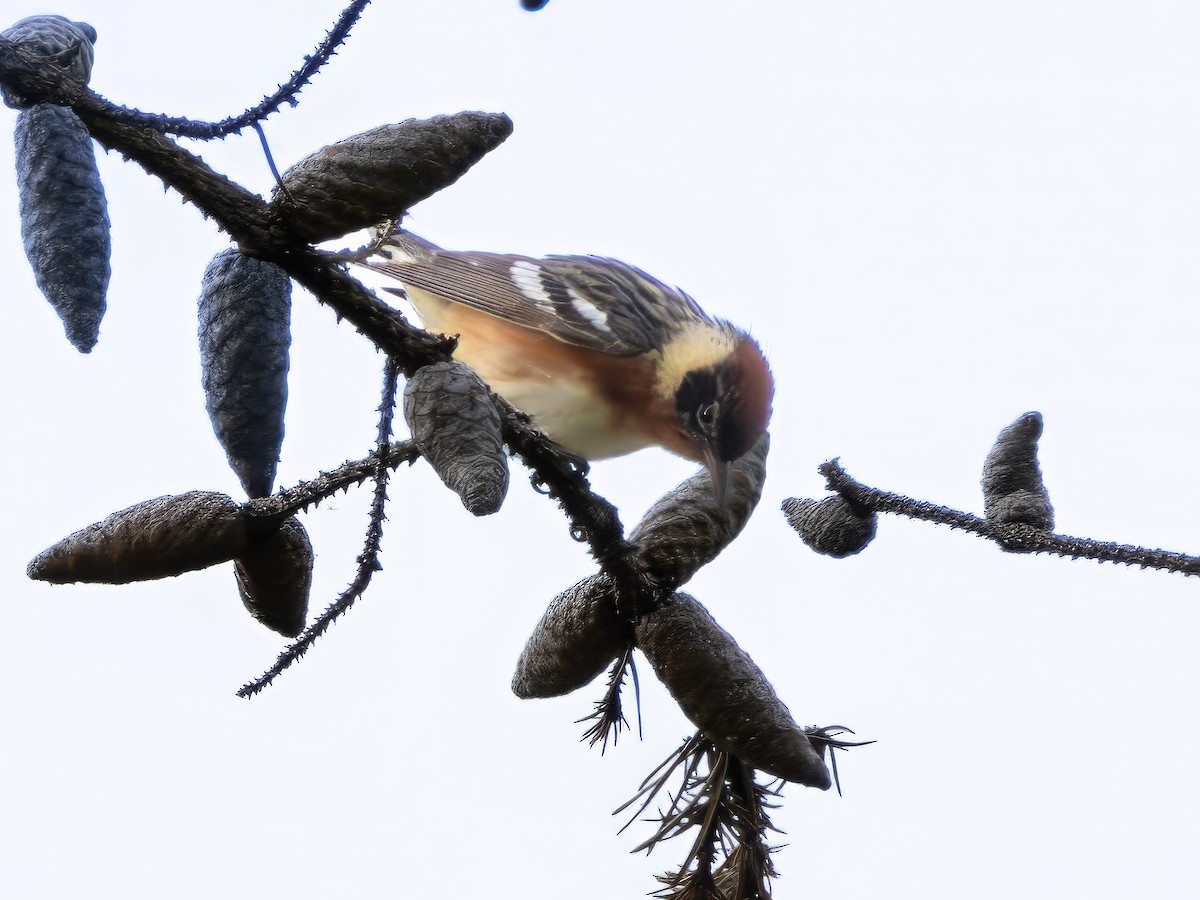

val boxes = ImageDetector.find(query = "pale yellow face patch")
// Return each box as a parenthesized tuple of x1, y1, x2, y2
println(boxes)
(653, 322, 739, 401)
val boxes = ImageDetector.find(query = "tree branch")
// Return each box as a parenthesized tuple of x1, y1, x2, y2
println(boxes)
(89, 0, 373, 138)
(815, 458, 1200, 577)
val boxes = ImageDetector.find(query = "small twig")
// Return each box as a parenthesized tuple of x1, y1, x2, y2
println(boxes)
(89, 0, 372, 139)
(244, 440, 419, 523)
(578, 646, 640, 751)
(708, 757, 780, 900)
(615, 733, 710, 836)
(616, 733, 783, 899)
(238, 359, 401, 697)
(803, 725, 875, 797)
(615, 725, 869, 898)
(820, 458, 1200, 577)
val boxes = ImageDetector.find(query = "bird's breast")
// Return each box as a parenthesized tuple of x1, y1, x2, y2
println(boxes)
(406, 287, 681, 461)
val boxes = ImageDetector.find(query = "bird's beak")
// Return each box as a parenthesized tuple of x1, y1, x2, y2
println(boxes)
(702, 445, 731, 506)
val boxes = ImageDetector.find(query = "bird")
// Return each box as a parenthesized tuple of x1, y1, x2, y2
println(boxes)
(356, 229, 773, 501)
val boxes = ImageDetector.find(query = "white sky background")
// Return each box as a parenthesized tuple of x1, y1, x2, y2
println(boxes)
(1, 1, 1198, 897)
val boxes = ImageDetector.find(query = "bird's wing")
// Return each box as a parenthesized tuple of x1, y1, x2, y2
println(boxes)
(361, 230, 710, 357)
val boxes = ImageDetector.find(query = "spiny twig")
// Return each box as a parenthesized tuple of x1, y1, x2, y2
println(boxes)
(244, 440, 419, 523)
(819, 459, 1200, 576)
(577, 646, 640, 752)
(90, 0, 372, 139)
(616, 734, 781, 899)
(804, 724, 875, 797)
(238, 358, 401, 697)
(614, 724, 871, 899)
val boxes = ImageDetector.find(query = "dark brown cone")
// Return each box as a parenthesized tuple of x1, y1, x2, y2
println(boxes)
(635, 592, 831, 789)
(629, 434, 768, 588)
(782, 495, 877, 557)
(28, 491, 249, 584)
(271, 112, 514, 243)
(234, 516, 312, 637)
(511, 574, 628, 699)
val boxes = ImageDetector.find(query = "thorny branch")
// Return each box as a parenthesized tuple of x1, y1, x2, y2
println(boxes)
(91, 0, 373, 139)
(615, 726, 872, 898)
(617, 734, 781, 900)
(819, 458, 1200, 577)
(578, 646, 640, 751)
(244, 439, 420, 524)
(805, 725, 875, 798)
(239, 358, 402, 697)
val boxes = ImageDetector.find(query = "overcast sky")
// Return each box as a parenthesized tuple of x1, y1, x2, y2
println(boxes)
(2, 2, 1199, 898)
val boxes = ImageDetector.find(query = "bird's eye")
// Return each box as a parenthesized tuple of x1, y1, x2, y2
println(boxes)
(696, 402, 719, 435)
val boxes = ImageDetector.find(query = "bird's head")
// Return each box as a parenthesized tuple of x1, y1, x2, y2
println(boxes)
(659, 324, 774, 503)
